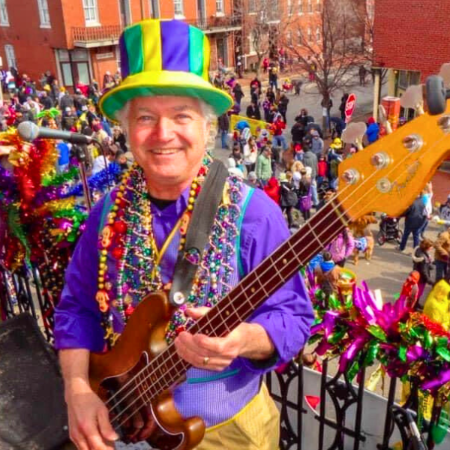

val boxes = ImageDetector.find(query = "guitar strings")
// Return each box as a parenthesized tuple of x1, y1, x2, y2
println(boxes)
(108, 127, 450, 429)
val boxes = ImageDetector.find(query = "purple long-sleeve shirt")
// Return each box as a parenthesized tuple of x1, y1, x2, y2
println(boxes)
(54, 183, 314, 427)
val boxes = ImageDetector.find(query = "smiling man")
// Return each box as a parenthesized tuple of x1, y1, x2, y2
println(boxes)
(54, 19, 313, 450)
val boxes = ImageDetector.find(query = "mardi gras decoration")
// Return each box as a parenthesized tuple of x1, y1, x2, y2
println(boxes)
(308, 274, 450, 430)
(0, 130, 121, 329)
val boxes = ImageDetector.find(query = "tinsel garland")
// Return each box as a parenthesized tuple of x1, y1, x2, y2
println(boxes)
(308, 280, 450, 402)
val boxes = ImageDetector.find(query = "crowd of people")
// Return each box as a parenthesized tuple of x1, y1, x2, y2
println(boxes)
(0, 68, 133, 176)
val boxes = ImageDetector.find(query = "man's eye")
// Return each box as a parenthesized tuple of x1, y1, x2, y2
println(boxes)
(137, 115, 155, 122)
(175, 114, 192, 121)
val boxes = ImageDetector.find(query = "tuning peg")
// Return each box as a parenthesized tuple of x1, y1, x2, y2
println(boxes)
(400, 85, 424, 115)
(342, 122, 366, 150)
(378, 105, 393, 134)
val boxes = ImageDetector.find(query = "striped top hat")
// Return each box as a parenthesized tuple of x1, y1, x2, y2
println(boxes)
(100, 19, 233, 121)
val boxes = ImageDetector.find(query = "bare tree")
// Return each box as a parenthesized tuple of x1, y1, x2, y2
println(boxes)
(234, 0, 297, 76)
(281, 0, 367, 131)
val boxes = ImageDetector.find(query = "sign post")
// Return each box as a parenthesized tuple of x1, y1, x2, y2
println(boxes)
(345, 93, 357, 123)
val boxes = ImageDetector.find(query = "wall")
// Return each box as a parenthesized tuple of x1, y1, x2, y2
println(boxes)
(0, 0, 67, 79)
(373, 0, 450, 81)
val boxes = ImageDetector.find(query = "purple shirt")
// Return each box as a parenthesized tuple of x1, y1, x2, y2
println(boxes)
(54, 183, 314, 426)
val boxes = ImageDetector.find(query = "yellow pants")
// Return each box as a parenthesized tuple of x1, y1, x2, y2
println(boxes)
(195, 383, 280, 450)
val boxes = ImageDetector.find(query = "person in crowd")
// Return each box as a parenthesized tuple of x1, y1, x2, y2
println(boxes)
(218, 112, 230, 150)
(40, 91, 53, 110)
(297, 168, 312, 221)
(246, 101, 261, 120)
(262, 57, 269, 73)
(102, 71, 115, 91)
(310, 130, 324, 158)
(263, 176, 281, 205)
(366, 117, 380, 144)
(243, 136, 258, 174)
(272, 115, 287, 151)
(359, 65, 367, 86)
(419, 183, 433, 238)
(59, 89, 74, 111)
(399, 195, 427, 252)
(314, 251, 342, 302)
(269, 66, 278, 90)
(278, 93, 289, 124)
(434, 227, 450, 282)
(412, 238, 434, 301)
(256, 146, 272, 186)
(291, 118, 305, 146)
(250, 76, 262, 98)
(302, 136, 319, 208)
(339, 93, 349, 121)
(326, 228, 355, 267)
(279, 172, 297, 229)
(232, 82, 244, 107)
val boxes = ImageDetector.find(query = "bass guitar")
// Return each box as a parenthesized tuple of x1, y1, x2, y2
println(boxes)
(89, 78, 450, 449)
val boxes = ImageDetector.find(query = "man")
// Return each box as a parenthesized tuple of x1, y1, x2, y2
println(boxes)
(256, 146, 273, 186)
(54, 19, 313, 450)
(310, 130, 324, 158)
(398, 195, 427, 251)
(434, 227, 450, 282)
(217, 112, 230, 149)
(246, 101, 261, 120)
(302, 136, 319, 208)
(232, 81, 244, 107)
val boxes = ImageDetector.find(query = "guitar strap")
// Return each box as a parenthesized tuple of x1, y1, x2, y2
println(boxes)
(169, 159, 229, 307)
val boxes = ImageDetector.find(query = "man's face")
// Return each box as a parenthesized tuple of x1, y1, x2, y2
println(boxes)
(127, 96, 209, 189)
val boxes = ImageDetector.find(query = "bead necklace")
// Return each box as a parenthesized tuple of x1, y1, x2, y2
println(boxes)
(96, 163, 208, 323)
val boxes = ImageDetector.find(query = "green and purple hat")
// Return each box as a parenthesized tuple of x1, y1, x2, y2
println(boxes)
(99, 19, 233, 121)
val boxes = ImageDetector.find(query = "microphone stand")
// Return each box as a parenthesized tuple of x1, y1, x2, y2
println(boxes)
(71, 143, 92, 211)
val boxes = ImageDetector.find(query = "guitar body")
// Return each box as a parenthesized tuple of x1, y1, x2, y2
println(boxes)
(89, 291, 205, 450)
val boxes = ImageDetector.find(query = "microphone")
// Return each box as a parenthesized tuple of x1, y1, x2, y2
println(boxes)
(17, 121, 95, 144)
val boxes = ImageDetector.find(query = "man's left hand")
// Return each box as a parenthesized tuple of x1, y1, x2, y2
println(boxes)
(174, 307, 275, 371)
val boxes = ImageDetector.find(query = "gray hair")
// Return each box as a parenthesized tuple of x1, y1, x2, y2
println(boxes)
(115, 98, 217, 151)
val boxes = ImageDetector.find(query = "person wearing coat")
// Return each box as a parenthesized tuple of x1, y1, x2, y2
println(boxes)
(412, 238, 434, 300)
(279, 172, 297, 229)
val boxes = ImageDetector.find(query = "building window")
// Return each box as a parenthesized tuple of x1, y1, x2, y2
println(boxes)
(297, 30, 303, 44)
(83, 0, 99, 24)
(308, 27, 312, 42)
(316, 26, 321, 42)
(316, 0, 321, 12)
(5, 44, 16, 69)
(216, 0, 224, 13)
(249, 0, 256, 13)
(37, 0, 51, 27)
(308, 0, 313, 13)
(0, 0, 9, 26)
(173, 0, 184, 16)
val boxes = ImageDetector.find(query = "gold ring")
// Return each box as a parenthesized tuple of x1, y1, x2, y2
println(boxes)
(203, 356, 210, 366)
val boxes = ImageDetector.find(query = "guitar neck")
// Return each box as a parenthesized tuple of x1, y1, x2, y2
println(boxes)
(144, 201, 348, 394)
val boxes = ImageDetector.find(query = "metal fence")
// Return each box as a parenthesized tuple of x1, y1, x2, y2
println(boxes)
(0, 264, 442, 450)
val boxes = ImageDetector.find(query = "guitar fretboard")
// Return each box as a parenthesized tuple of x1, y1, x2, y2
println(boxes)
(134, 200, 348, 400)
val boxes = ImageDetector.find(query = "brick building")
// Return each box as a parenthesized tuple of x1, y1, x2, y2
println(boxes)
(373, 0, 450, 110)
(0, 0, 240, 90)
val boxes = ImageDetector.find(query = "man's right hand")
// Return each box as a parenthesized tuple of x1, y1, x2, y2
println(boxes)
(65, 381, 118, 450)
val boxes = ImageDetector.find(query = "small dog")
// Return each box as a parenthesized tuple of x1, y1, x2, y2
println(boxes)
(352, 235, 375, 265)
(350, 215, 377, 265)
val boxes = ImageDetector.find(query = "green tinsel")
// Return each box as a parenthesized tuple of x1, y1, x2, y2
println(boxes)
(42, 167, 79, 187)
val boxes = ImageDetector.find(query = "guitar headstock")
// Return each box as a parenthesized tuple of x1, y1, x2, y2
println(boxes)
(337, 101, 450, 221)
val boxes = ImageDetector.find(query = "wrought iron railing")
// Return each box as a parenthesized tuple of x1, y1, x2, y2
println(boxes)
(0, 263, 441, 450)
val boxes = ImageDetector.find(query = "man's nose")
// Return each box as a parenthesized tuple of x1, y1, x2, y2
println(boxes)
(151, 117, 174, 142)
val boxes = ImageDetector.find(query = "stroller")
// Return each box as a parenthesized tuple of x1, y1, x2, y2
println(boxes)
(376, 213, 403, 246)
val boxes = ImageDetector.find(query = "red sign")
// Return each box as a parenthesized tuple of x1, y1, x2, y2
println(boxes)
(345, 93, 357, 123)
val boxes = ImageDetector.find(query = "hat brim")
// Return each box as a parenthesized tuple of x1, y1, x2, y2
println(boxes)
(99, 71, 233, 121)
